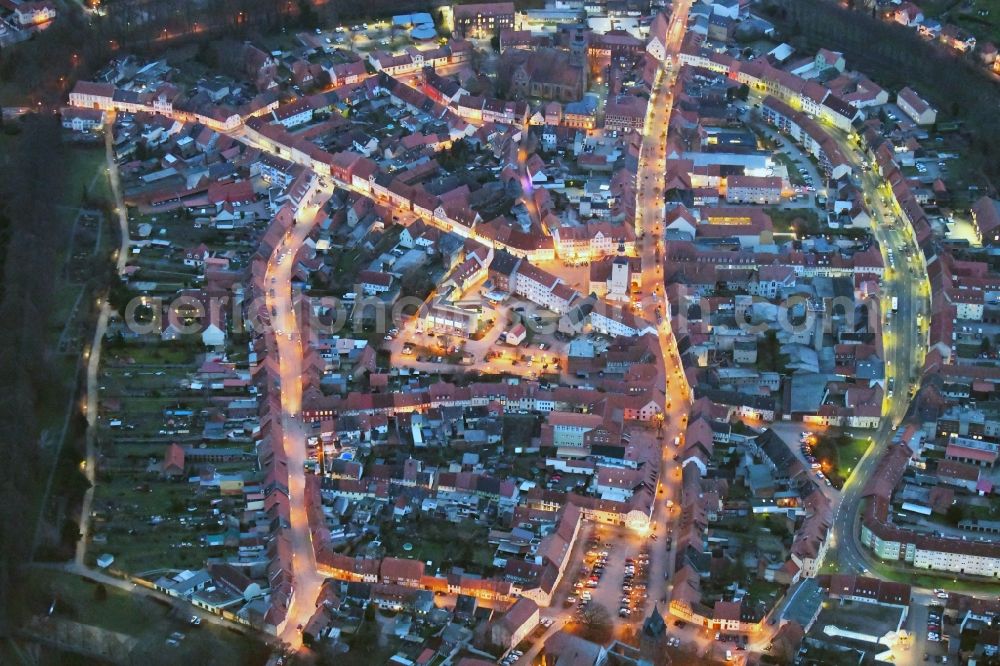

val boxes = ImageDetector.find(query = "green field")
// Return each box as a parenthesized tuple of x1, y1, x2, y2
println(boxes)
(31, 143, 117, 562)
(89, 476, 228, 572)
(106, 342, 201, 366)
(812, 434, 871, 488)
(63, 147, 112, 206)
(950, 1, 1000, 44)
(765, 207, 820, 234)
(838, 436, 872, 479)
(746, 578, 786, 603)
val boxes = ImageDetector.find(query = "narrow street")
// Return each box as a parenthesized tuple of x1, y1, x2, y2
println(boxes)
(265, 180, 331, 647)
(631, 0, 695, 610)
(105, 113, 131, 275)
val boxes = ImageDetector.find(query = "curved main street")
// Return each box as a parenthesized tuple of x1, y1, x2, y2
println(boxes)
(825, 126, 930, 575)
(76, 10, 950, 656)
(632, 0, 695, 617)
(264, 180, 331, 647)
(738, 85, 933, 581)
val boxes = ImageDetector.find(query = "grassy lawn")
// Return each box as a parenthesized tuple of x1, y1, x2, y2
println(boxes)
(746, 578, 785, 603)
(839, 436, 872, 479)
(382, 518, 494, 573)
(956, 341, 982, 358)
(29, 144, 114, 561)
(107, 343, 201, 366)
(954, 12, 1000, 45)
(0, 81, 27, 106)
(23, 568, 153, 634)
(37, 355, 81, 421)
(50, 284, 83, 328)
(334, 247, 363, 275)
(812, 433, 871, 488)
(773, 152, 805, 186)
(62, 147, 111, 206)
(868, 560, 1000, 595)
(765, 206, 820, 234)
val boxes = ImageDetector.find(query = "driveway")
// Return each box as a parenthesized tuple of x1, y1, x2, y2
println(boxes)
(753, 120, 826, 206)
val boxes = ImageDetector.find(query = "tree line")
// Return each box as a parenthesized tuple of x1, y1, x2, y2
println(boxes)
(762, 0, 1000, 190)
(0, 116, 66, 635)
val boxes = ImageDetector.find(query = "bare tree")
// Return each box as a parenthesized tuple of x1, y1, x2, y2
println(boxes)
(574, 603, 614, 644)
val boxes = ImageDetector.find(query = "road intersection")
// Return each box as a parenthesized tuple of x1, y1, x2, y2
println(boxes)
(71, 8, 953, 658)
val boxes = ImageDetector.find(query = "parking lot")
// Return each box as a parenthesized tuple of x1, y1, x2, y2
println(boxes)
(562, 525, 652, 631)
(754, 122, 825, 197)
(908, 600, 949, 663)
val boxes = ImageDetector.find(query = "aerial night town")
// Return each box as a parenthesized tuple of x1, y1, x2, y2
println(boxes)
(6, 0, 1000, 665)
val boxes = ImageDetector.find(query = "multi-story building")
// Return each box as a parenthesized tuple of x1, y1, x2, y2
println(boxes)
(14, 1, 57, 26)
(589, 254, 640, 302)
(488, 249, 522, 293)
(945, 433, 998, 467)
(548, 411, 605, 447)
(552, 221, 635, 261)
(971, 196, 1000, 247)
(725, 175, 783, 204)
(511, 261, 578, 313)
(936, 405, 1000, 441)
(603, 94, 647, 133)
(68, 81, 116, 111)
(562, 98, 598, 129)
(862, 499, 1000, 577)
(760, 96, 852, 180)
(60, 107, 105, 132)
(860, 445, 1000, 577)
(589, 306, 658, 338)
(896, 86, 937, 126)
(489, 598, 540, 650)
(452, 2, 515, 38)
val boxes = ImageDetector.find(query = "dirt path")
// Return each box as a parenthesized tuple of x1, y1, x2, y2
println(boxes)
(75, 116, 130, 567)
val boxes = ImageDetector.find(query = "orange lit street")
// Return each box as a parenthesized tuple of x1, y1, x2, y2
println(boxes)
(28, 1, 1000, 664)
(265, 179, 330, 647)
